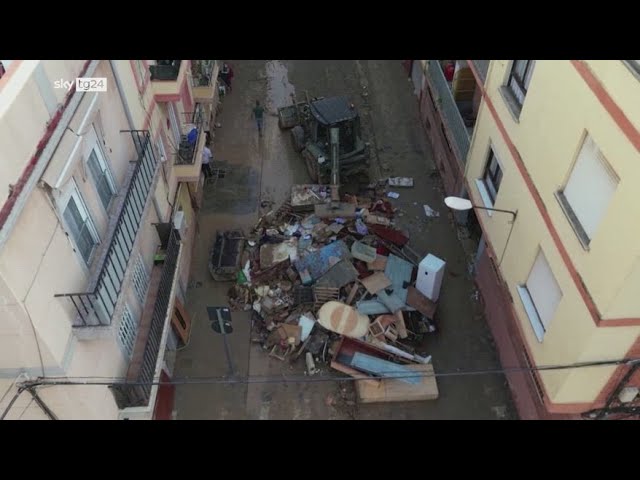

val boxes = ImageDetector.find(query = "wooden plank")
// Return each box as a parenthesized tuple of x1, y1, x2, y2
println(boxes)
(406, 286, 437, 319)
(360, 272, 392, 295)
(394, 310, 408, 339)
(356, 364, 439, 403)
(346, 283, 359, 305)
(367, 254, 388, 272)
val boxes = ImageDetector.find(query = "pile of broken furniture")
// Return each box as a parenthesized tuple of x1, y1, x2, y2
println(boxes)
(227, 178, 442, 403)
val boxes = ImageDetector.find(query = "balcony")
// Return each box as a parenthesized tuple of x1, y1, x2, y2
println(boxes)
(55, 131, 159, 331)
(471, 60, 490, 85)
(111, 227, 183, 409)
(191, 60, 218, 103)
(426, 60, 480, 166)
(149, 60, 187, 98)
(172, 105, 206, 182)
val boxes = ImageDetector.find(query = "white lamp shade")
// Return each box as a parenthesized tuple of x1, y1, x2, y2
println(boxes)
(444, 196, 473, 211)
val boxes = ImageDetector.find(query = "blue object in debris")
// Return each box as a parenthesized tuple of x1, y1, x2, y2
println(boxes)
(293, 240, 351, 282)
(384, 254, 414, 304)
(187, 127, 198, 145)
(350, 352, 419, 385)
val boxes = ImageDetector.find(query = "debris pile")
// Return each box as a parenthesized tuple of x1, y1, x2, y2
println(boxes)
(226, 177, 442, 402)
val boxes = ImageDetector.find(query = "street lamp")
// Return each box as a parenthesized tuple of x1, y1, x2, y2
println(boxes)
(444, 196, 518, 266)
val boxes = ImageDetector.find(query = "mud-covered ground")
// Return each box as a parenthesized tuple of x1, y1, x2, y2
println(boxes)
(173, 60, 516, 420)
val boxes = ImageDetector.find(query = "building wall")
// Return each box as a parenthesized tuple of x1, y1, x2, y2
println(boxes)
(418, 80, 465, 196)
(0, 60, 187, 419)
(467, 60, 640, 407)
(0, 59, 207, 419)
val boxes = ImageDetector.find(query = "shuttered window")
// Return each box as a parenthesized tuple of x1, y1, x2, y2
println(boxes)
(558, 134, 618, 247)
(517, 250, 562, 342)
(63, 184, 99, 264)
(118, 303, 139, 359)
(87, 146, 116, 210)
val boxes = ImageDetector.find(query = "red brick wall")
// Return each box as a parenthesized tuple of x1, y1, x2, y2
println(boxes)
(418, 83, 464, 197)
(475, 249, 582, 420)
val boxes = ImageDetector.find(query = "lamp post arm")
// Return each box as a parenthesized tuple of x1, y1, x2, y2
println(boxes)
(472, 205, 518, 220)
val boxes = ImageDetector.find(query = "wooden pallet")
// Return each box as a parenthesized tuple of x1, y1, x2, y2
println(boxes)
(313, 286, 340, 307)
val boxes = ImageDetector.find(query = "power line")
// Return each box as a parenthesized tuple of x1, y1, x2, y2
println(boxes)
(22, 357, 640, 388)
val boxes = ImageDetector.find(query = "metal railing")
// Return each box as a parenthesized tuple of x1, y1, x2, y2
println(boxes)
(111, 228, 182, 408)
(190, 60, 216, 87)
(426, 60, 470, 166)
(149, 60, 181, 81)
(55, 131, 159, 327)
(175, 105, 205, 165)
(472, 60, 490, 84)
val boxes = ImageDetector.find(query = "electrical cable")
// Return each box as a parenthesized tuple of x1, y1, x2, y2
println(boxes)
(21, 356, 640, 389)
(0, 387, 25, 420)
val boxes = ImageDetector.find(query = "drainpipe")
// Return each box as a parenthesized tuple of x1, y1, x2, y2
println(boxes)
(110, 60, 164, 222)
(0, 60, 98, 252)
(109, 60, 136, 132)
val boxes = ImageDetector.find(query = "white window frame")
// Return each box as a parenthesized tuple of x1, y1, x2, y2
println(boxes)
(507, 60, 535, 106)
(117, 303, 140, 360)
(86, 141, 117, 211)
(475, 144, 503, 213)
(517, 250, 562, 343)
(61, 180, 100, 265)
(556, 133, 619, 248)
(135, 60, 146, 86)
(168, 102, 182, 146)
(155, 135, 167, 163)
(623, 60, 640, 80)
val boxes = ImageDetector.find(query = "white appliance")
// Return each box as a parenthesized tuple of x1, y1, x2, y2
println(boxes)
(416, 254, 446, 302)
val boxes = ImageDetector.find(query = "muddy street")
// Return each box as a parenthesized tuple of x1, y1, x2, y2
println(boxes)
(173, 60, 516, 420)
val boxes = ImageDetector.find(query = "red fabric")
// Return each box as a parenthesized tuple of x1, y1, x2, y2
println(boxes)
(370, 225, 409, 247)
(444, 63, 455, 81)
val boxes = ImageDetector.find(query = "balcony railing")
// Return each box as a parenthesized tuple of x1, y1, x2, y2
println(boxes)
(426, 60, 470, 166)
(55, 131, 159, 327)
(471, 60, 490, 84)
(175, 105, 205, 165)
(110, 227, 182, 409)
(150, 60, 182, 81)
(190, 60, 215, 87)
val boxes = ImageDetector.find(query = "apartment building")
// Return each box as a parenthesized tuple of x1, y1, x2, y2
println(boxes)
(0, 59, 220, 419)
(409, 59, 640, 419)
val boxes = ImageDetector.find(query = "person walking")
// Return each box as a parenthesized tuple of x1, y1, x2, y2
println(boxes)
(202, 145, 213, 179)
(220, 63, 234, 92)
(253, 100, 265, 137)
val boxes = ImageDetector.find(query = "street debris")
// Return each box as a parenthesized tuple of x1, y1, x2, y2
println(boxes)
(388, 177, 414, 188)
(423, 204, 440, 218)
(222, 183, 442, 404)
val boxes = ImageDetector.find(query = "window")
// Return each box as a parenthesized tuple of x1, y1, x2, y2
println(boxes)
(155, 136, 167, 162)
(135, 60, 146, 86)
(168, 102, 181, 145)
(117, 303, 139, 359)
(507, 60, 535, 107)
(623, 60, 640, 78)
(482, 148, 503, 203)
(87, 146, 116, 210)
(556, 134, 618, 248)
(63, 186, 99, 264)
(132, 254, 150, 306)
(517, 250, 562, 342)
